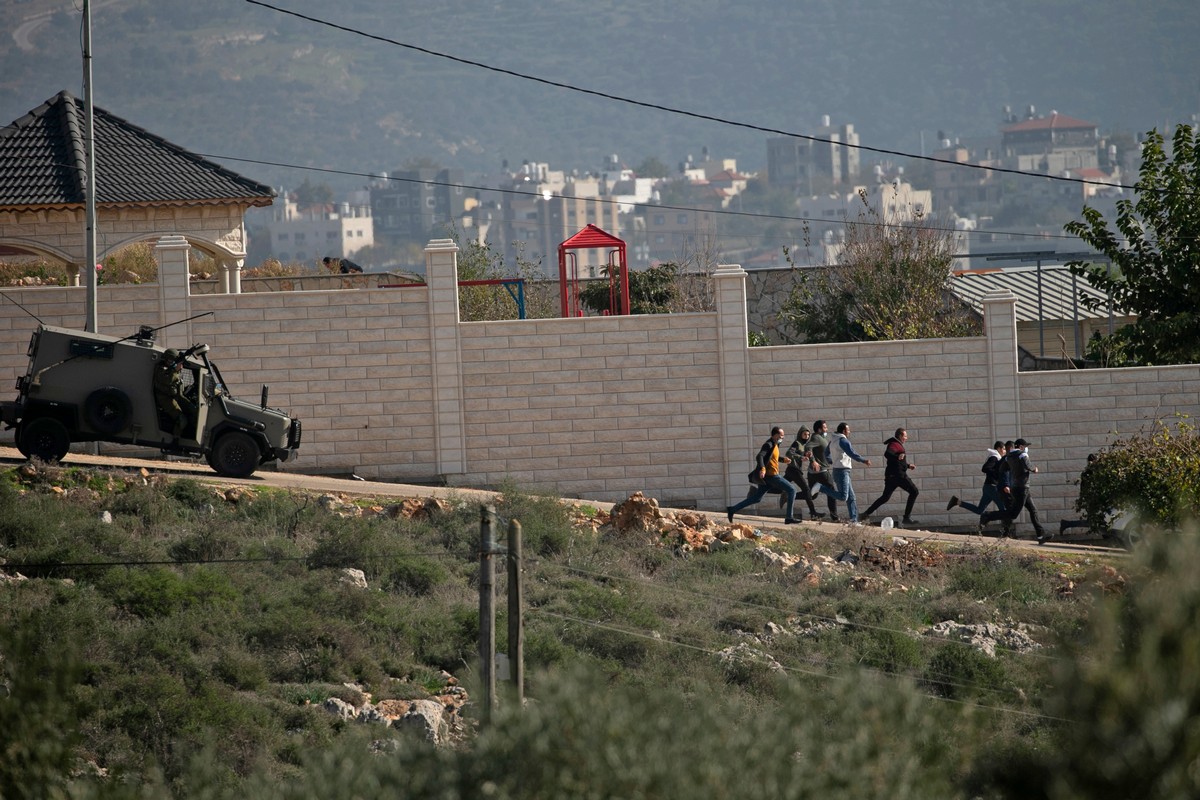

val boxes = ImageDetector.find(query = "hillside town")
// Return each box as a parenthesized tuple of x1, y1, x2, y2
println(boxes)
(257, 106, 1139, 277)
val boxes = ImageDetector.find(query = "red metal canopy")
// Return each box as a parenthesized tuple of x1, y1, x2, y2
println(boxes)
(558, 224, 629, 317)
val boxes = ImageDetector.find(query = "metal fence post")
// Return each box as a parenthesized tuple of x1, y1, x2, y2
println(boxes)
(507, 519, 524, 705)
(479, 504, 496, 724)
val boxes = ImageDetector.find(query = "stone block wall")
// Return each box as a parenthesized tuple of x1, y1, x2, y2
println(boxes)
(459, 312, 723, 503)
(2, 235, 1199, 528)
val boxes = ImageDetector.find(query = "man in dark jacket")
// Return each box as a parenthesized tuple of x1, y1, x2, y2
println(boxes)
(862, 427, 920, 526)
(805, 420, 839, 521)
(323, 256, 364, 273)
(980, 438, 1048, 541)
(947, 441, 1008, 518)
(782, 426, 825, 520)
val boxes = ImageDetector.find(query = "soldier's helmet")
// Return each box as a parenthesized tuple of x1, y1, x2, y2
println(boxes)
(161, 348, 180, 364)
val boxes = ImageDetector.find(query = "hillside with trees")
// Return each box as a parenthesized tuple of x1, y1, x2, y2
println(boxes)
(2, 0, 1196, 193)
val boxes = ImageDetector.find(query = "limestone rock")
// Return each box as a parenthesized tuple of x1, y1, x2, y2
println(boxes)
(339, 568, 368, 590)
(396, 698, 449, 744)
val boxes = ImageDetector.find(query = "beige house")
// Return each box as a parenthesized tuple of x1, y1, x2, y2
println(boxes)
(0, 90, 275, 293)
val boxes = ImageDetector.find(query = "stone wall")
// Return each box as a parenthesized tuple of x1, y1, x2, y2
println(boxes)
(1, 235, 1199, 529)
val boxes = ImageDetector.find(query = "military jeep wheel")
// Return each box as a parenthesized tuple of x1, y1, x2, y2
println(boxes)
(207, 431, 260, 478)
(18, 417, 71, 463)
(84, 386, 133, 435)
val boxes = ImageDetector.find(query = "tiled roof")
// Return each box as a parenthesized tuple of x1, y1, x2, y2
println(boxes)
(0, 90, 274, 211)
(1000, 112, 1096, 134)
(951, 263, 1129, 322)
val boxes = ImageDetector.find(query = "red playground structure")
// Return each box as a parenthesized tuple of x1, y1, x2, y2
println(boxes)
(557, 224, 630, 317)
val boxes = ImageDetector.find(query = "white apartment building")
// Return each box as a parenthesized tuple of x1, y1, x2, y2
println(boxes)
(266, 192, 374, 266)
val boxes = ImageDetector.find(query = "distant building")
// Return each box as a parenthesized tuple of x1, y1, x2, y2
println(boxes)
(497, 163, 620, 277)
(1000, 109, 1099, 174)
(792, 179, 933, 265)
(767, 116, 860, 194)
(641, 202, 719, 265)
(265, 192, 373, 266)
(370, 168, 467, 250)
(929, 143, 1002, 217)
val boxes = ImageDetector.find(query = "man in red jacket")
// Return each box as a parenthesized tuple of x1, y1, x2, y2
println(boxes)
(862, 427, 921, 527)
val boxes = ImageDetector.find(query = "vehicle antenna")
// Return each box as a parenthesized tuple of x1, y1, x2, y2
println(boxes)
(0, 290, 46, 324)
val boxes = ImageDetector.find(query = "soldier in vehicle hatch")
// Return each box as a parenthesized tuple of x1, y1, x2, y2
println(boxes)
(152, 348, 194, 442)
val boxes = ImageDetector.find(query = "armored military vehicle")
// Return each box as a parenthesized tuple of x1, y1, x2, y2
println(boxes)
(1, 323, 301, 478)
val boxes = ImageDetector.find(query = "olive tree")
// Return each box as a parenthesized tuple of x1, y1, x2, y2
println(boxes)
(780, 189, 979, 343)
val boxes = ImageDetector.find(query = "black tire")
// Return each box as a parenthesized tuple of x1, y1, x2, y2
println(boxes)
(84, 386, 133, 435)
(206, 430, 261, 478)
(18, 417, 71, 462)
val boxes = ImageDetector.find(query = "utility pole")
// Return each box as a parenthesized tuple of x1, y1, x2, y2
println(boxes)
(82, 0, 98, 332)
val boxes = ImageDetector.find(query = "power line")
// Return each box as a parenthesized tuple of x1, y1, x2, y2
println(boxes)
(241, 0, 1141, 195)
(1, 551, 462, 570)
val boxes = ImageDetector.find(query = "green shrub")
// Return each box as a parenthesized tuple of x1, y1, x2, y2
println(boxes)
(98, 567, 237, 618)
(495, 484, 572, 557)
(1076, 415, 1200, 532)
(382, 556, 447, 596)
(715, 609, 769, 635)
(169, 528, 237, 562)
(972, 526, 1200, 799)
(0, 627, 81, 800)
(214, 649, 269, 691)
(920, 642, 1011, 701)
(218, 666, 970, 800)
(946, 555, 1047, 609)
(165, 478, 219, 510)
(849, 627, 924, 674)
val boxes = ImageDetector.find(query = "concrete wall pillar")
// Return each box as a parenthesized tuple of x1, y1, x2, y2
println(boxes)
(425, 238, 467, 480)
(153, 235, 193, 349)
(66, 263, 81, 287)
(983, 289, 1021, 440)
(713, 264, 755, 503)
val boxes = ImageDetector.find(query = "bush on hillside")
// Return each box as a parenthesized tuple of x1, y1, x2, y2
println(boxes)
(972, 523, 1200, 800)
(1075, 415, 1200, 532)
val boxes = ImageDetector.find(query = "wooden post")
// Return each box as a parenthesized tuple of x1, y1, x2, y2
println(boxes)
(507, 519, 524, 705)
(479, 504, 497, 723)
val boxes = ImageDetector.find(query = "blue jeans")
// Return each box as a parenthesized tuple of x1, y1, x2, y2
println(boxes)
(821, 468, 857, 521)
(959, 484, 1004, 515)
(731, 474, 797, 520)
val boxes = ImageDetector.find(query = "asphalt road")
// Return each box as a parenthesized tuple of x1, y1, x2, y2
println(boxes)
(0, 446, 1124, 557)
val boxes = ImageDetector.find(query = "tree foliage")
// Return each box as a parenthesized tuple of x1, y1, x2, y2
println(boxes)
(449, 229, 556, 321)
(780, 190, 980, 343)
(291, 180, 335, 209)
(633, 156, 670, 179)
(1064, 124, 1200, 366)
(578, 262, 679, 315)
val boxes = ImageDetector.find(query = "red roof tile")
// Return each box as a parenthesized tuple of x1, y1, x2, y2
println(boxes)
(1001, 112, 1096, 133)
